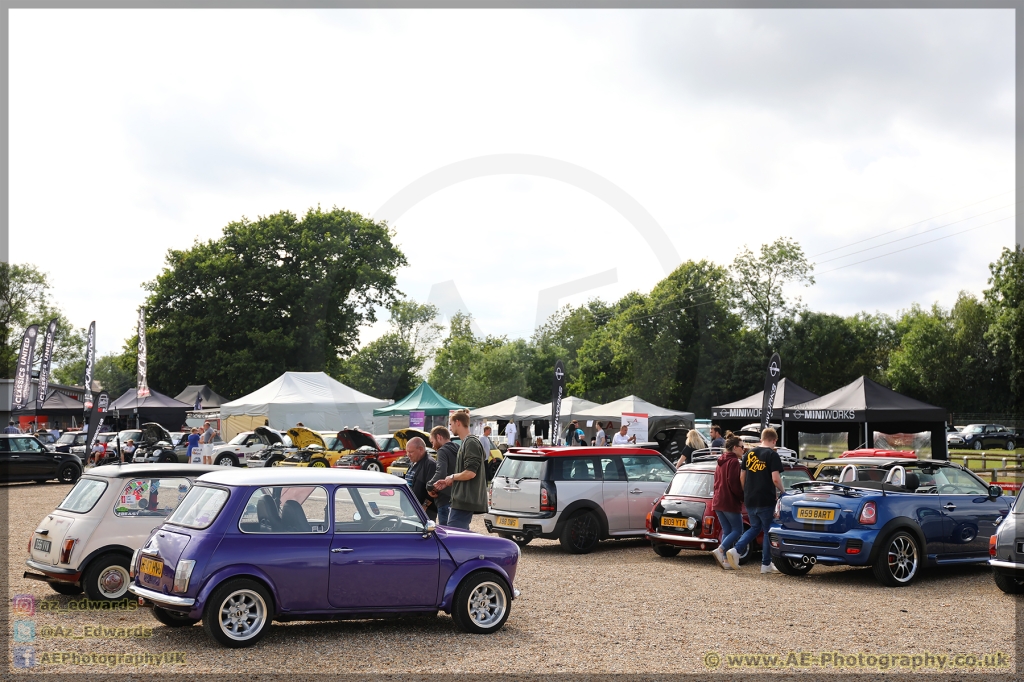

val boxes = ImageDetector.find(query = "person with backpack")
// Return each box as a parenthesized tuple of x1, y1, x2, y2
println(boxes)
(710, 435, 745, 570)
(431, 410, 487, 531)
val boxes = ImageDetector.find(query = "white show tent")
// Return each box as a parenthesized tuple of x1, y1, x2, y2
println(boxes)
(576, 395, 696, 437)
(219, 372, 389, 439)
(471, 396, 544, 421)
(519, 396, 603, 422)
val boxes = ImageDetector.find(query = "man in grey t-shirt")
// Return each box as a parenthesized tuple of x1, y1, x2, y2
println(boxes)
(427, 426, 459, 525)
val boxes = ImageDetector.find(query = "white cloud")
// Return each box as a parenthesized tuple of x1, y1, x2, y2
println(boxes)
(8, 8, 1014, 360)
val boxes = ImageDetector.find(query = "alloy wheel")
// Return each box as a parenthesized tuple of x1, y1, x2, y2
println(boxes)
(218, 589, 267, 641)
(886, 535, 918, 583)
(466, 581, 507, 628)
(569, 514, 598, 551)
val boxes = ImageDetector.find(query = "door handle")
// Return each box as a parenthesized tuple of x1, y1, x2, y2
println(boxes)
(943, 503, 956, 511)
(10, 455, 19, 458)
(331, 547, 354, 553)
(629, 488, 643, 494)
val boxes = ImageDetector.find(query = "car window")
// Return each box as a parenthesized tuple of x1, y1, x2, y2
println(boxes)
(58, 479, 108, 513)
(666, 471, 714, 497)
(375, 436, 390, 450)
(495, 457, 545, 480)
(0, 439, 8, 452)
(57, 433, 76, 445)
(599, 457, 626, 481)
(551, 457, 597, 481)
(167, 486, 229, 529)
(113, 478, 191, 517)
(239, 485, 328, 533)
(228, 434, 247, 445)
(335, 486, 425, 533)
(323, 437, 340, 451)
(963, 425, 982, 434)
(10, 437, 44, 453)
(622, 456, 674, 482)
(780, 469, 811, 490)
(934, 468, 989, 495)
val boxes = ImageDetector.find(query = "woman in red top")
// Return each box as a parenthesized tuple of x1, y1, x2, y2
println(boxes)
(710, 435, 745, 570)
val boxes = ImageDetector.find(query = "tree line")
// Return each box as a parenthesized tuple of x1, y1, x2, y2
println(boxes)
(2, 205, 1021, 418)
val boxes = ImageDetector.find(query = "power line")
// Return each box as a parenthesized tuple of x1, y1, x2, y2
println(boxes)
(808, 186, 1019, 258)
(813, 202, 1016, 266)
(816, 215, 1013, 275)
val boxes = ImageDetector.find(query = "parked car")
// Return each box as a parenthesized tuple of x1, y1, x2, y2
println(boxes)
(129, 423, 177, 464)
(274, 428, 346, 468)
(769, 459, 1011, 586)
(24, 464, 224, 601)
(960, 424, 1017, 451)
(0, 434, 82, 484)
(812, 456, 922, 482)
(646, 456, 811, 561)
(838, 448, 916, 459)
(35, 431, 58, 448)
(215, 428, 287, 466)
(106, 430, 143, 460)
(483, 446, 676, 553)
(334, 429, 432, 473)
(127, 468, 520, 646)
(989, 487, 1024, 594)
(54, 430, 89, 454)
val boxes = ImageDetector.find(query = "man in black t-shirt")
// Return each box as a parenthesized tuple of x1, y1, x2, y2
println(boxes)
(726, 428, 786, 573)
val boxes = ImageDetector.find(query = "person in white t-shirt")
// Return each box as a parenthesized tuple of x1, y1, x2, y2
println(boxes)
(504, 420, 518, 448)
(612, 424, 636, 446)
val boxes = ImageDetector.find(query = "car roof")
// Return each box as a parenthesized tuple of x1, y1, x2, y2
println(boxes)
(815, 457, 952, 468)
(505, 446, 663, 458)
(196, 467, 407, 487)
(82, 464, 226, 478)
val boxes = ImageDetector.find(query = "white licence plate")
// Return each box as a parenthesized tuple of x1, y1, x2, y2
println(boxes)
(34, 538, 51, 553)
(495, 516, 519, 528)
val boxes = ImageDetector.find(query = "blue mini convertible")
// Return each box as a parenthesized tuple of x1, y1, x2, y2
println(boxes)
(127, 469, 520, 647)
(770, 459, 1010, 586)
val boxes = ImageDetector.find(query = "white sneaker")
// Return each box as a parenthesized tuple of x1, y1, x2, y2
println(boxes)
(711, 547, 728, 569)
(726, 548, 742, 570)
(761, 562, 779, 574)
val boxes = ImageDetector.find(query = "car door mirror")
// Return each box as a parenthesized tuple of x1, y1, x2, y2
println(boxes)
(422, 520, 436, 538)
(392, 447, 401, 453)
(989, 485, 1004, 498)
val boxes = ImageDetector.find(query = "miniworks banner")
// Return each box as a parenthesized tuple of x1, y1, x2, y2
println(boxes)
(137, 308, 150, 398)
(761, 352, 782, 433)
(551, 360, 566, 444)
(35, 318, 59, 411)
(12, 325, 39, 411)
(83, 322, 96, 410)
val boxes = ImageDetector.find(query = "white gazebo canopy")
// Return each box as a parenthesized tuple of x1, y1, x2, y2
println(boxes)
(576, 395, 695, 422)
(519, 396, 603, 422)
(470, 396, 544, 421)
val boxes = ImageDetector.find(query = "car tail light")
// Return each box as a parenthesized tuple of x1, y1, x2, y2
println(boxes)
(773, 499, 782, 519)
(858, 501, 877, 525)
(990, 534, 998, 557)
(173, 560, 196, 593)
(539, 481, 556, 512)
(846, 539, 863, 555)
(129, 548, 141, 579)
(702, 516, 715, 536)
(59, 538, 77, 564)
(646, 511, 653, 532)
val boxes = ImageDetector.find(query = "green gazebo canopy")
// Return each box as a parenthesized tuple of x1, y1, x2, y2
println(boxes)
(372, 381, 468, 416)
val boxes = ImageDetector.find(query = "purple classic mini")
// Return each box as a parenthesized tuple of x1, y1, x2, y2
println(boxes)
(127, 468, 520, 647)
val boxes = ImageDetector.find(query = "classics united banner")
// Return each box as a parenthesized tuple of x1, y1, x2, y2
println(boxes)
(761, 352, 782, 432)
(137, 308, 150, 398)
(12, 325, 39, 411)
(551, 360, 566, 444)
(36, 318, 59, 410)
(83, 322, 96, 410)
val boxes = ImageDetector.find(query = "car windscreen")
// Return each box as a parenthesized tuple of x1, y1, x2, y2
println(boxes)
(666, 472, 714, 497)
(57, 478, 108, 513)
(228, 433, 248, 445)
(962, 425, 983, 434)
(780, 469, 811, 490)
(495, 457, 545, 480)
(166, 486, 230, 529)
(57, 433, 77, 445)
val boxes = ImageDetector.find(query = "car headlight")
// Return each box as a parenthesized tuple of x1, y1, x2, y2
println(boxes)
(173, 560, 196, 593)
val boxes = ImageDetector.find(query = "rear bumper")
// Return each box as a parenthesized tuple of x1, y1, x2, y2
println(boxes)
(128, 584, 196, 607)
(25, 559, 80, 579)
(989, 559, 1024, 575)
(483, 511, 558, 538)
(768, 528, 875, 566)
(646, 531, 718, 548)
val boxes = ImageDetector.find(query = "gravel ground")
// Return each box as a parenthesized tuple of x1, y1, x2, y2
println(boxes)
(4, 480, 1018, 676)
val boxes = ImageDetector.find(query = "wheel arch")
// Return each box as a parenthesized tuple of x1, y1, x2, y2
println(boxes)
(866, 518, 928, 565)
(440, 560, 513, 614)
(193, 566, 279, 620)
(552, 500, 610, 539)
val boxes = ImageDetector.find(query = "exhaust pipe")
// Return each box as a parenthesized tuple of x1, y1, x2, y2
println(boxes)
(801, 555, 816, 565)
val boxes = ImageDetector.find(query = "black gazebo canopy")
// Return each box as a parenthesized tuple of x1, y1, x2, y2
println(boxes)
(711, 378, 819, 433)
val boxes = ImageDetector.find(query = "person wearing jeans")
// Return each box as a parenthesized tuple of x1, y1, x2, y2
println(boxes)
(431, 410, 487, 531)
(727, 428, 786, 573)
(710, 435, 746, 569)
(427, 426, 458, 525)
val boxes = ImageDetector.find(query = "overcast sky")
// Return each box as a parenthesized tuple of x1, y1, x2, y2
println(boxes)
(9, 8, 1015, 356)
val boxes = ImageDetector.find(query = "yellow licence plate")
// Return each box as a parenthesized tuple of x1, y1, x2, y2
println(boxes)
(661, 516, 686, 528)
(796, 507, 835, 522)
(495, 516, 519, 528)
(140, 557, 163, 579)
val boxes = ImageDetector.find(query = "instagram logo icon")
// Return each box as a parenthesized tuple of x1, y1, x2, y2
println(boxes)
(11, 594, 36, 617)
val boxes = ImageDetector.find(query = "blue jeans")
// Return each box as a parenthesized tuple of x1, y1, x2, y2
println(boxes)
(716, 511, 743, 552)
(733, 506, 774, 566)
(436, 504, 451, 526)
(447, 508, 474, 530)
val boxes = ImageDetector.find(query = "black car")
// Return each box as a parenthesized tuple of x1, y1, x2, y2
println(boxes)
(960, 424, 1017, 451)
(54, 431, 90, 454)
(0, 435, 82, 484)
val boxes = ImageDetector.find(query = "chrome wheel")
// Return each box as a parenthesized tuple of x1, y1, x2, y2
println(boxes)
(886, 535, 918, 583)
(363, 461, 382, 472)
(97, 566, 129, 599)
(218, 589, 267, 641)
(215, 455, 235, 467)
(466, 581, 507, 629)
